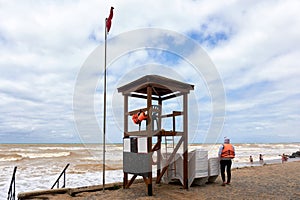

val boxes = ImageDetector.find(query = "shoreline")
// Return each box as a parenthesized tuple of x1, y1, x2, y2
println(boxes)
(18, 159, 300, 200)
(232, 156, 300, 169)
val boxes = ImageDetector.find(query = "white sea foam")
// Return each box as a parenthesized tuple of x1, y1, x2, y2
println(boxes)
(0, 157, 23, 162)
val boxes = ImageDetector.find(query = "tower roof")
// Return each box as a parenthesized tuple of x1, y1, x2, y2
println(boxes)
(117, 75, 194, 98)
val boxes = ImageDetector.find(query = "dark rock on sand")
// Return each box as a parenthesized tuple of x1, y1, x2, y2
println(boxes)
(289, 151, 300, 158)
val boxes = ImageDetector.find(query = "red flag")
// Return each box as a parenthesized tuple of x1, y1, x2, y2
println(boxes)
(106, 7, 114, 33)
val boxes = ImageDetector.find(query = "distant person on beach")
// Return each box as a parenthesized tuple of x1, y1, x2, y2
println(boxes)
(249, 155, 253, 164)
(259, 154, 264, 165)
(281, 153, 288, 163)
(218, 138, 235, 186)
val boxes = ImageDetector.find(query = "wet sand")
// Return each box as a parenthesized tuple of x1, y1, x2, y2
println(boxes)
(19, 161, 300, 200)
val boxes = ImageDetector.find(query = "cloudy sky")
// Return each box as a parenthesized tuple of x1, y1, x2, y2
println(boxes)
(0, 0, 299, 144)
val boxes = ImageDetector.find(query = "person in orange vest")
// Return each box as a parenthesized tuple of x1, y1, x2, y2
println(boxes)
(218, 137, 235, 186)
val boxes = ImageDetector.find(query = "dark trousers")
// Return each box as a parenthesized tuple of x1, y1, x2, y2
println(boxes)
(220, 159, 232, 183)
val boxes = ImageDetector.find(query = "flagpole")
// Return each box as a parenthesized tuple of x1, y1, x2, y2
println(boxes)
(103, 6, 113, 192)
(103, 17, 107, 192)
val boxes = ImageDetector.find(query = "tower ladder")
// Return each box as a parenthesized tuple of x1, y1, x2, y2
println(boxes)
(164, 134, 176, 177)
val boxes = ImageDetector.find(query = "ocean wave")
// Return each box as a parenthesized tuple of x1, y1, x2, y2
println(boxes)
(5, 148, 39, 152)
(17, 151, 71, 159)
(36, 146, 85, 151)
(0, 154, 23, 162)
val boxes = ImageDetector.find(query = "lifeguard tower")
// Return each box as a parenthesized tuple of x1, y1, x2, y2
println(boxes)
(117, 75, 194, 196)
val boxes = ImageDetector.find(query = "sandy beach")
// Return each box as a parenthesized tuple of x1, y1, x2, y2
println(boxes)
(18, 160, 300, 200)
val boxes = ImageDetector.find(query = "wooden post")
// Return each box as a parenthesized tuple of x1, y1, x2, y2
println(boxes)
(146, 86, 153, 196)
(157, 99, 162, 178)
(183, 93, 188, 189)
(123, 95, 129, 189)
(124, 95, 128, 137)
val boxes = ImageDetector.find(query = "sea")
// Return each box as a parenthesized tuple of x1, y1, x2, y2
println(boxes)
(1, 143, 299, 199)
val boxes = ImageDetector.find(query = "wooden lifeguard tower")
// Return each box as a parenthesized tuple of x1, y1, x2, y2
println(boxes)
(117, 75, 194, 195)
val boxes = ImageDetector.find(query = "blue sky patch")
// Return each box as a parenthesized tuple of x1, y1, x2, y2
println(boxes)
(188, 30, 229, 48)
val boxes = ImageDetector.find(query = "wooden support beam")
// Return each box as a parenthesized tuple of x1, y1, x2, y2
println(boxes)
(127, 107, 148, 116)
(156, 137, 184, 183)
(161, 92, 184, 101)
(172, 114, 175, 132)
(183, 94, 188, 189)
(123, 172, 128, 189)
(146, 86, 153, 196)
(124, 129, 184, 138)
(142, 176, 151, 185)
(130, 93, 160, 101)
(151, 138, 161, 152)
(123, 95, 129, 189)
(156, 135, 162, 178)
(125, 174, 137, 189)
(143, 175, 153, 196)
(148, 184, 153, 196)
(124, 95, 128, 133)
(160, 111, 183, 118)
(157, 100, 162, 179)
(158, 131, 184, 137)
(125, 130, 148, 136)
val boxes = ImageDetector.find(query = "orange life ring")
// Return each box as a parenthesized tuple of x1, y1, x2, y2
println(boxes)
(132, 111, 147, 124)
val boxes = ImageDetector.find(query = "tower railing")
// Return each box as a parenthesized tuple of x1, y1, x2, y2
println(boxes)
(51, 163, 70, 189)
(7, 166, 17, 200)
